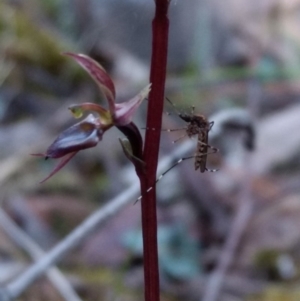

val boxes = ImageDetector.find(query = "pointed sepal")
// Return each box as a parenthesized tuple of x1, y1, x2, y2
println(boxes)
(114, 84, 151, 126)
(39, 152, 77, 183)
(63, 52, 116, 114)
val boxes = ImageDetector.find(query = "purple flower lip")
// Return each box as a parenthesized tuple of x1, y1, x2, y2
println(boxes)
(45, 124, 102, 158)
(45, 114, 103, 159)
(32, 114, 104, 183)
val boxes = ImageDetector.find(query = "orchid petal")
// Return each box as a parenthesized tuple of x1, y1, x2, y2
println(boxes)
(40, 152, 77, 183)
(114, 83, 151, 126)
(46, 114, 103, 158)
(68, 103, 112, 126)
(34, 115, 105, 183)
(63, 52, 116, 114)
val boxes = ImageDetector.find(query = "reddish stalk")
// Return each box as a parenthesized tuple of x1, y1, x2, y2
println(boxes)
(139, 1, 169, 301)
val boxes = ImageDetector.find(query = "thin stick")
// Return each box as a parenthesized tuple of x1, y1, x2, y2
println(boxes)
(0, 208, 83, 301)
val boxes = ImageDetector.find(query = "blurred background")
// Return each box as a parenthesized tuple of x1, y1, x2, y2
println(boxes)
(1, 0, 300, 300)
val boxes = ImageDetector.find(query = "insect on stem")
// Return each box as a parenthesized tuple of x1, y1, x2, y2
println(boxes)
(135, 98, 219, 203)
(165, 97, 218, 172)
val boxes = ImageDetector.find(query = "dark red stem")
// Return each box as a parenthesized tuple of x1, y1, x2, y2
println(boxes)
(140, 1, 169, 301)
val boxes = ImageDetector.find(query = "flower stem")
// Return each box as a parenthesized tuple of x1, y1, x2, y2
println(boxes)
(141, 1, 169, 301)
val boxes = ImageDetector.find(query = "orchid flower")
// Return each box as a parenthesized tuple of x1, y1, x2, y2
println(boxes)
(33, 53, 151, 182)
